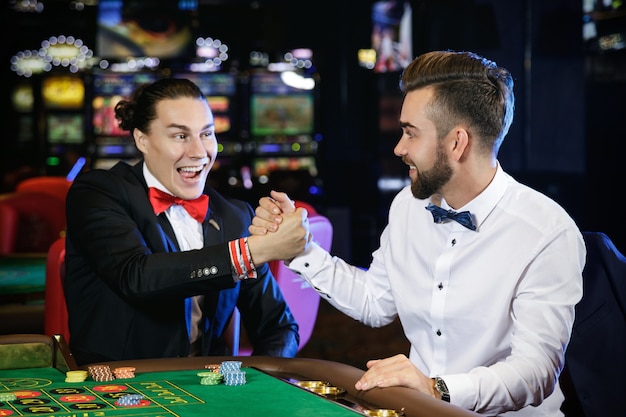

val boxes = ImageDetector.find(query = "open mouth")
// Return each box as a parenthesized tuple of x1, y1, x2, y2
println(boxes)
(178, 164, 205, 179)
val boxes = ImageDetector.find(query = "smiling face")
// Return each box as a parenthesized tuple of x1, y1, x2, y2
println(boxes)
(395, 87, 453, 200)
(134, 96, 217, 200)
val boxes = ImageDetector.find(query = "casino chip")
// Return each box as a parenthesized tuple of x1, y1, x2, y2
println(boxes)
(204, 364, 221, 373)
(197, 371, 223, 385)
(88, 364, 115, 381)
(113, 366, 136, 379)
(115, 394, 144, 406)
(219, 361, 242, 374)
(198, 361, 246, 386)
(65, 370, 88, 382)
(219, 361, 246, 385)
(223, 369, 247, 386)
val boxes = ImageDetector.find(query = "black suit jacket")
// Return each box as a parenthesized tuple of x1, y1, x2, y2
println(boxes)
(560, 231, 626, 416)
(65, 161, 298, 365)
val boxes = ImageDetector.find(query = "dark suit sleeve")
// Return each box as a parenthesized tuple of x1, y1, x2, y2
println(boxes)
(563, 232, 626, 417)
(233, 261, 298, 358)
(65, 167, 236, 301)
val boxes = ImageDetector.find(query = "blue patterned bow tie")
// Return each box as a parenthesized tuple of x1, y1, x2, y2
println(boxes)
(426, 203, 477, 231)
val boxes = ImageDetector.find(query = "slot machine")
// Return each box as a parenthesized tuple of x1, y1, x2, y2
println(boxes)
(41, 74, 88, 176)
(246, 69, 322, 203)
(90, 71, 157, 169)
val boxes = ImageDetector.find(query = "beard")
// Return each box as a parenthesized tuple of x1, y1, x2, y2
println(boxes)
(410, 144, 453, 200)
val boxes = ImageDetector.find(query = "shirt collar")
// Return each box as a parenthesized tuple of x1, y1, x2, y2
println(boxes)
(143, 162, 172, 195)
(430, 162, 508, 231)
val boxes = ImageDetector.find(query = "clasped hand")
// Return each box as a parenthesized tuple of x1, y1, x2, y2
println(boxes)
(247, 191, 311, 265)
(251, 193, 435, 398)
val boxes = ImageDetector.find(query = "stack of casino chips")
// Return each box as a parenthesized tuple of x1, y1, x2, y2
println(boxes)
(0, 393, 17, 403)
(113, 366, 136, 379)
(219, 361, 246, 386)
(197, 370, 223, 385)
(115, 394, 144, 406)
(65, 370, 89, 382)
(205, 364, 220, 373)
(87, 364, 115, 381)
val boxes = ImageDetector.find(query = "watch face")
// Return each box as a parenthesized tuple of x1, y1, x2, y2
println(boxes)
(435, 377, 450, 402)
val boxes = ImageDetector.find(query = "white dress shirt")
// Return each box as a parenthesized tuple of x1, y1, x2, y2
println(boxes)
(144, 164, 205, 354)
(288, 163, 585, 416)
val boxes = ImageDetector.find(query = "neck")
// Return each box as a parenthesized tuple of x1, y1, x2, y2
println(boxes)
(441, 161, 497, 209)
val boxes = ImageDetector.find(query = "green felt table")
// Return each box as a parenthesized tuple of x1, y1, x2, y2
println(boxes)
(0, 257, 46, 302)
(0, 366, 363, 417)
(78, 356, 480, 417)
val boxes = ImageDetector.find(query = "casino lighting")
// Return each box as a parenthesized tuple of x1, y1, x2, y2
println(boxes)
(10, 50, 49, 77)
(100, 57, 161, 72)
(194, 37, 229, 71)
(378, 177, 410, 192)
(11, 35, 96, 77)
(358, 49, 377, 69)
(283, 50, 313, 70)
(280, 71, 315, 90)
(42, 35, 95, 73)
(249, 51, 269, 67)
(10, 0, 44, 12)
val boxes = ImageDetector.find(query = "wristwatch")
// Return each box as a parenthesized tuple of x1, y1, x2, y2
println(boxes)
(434, 376, 450, 402)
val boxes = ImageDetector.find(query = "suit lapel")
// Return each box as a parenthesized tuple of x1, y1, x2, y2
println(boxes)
(129, 161, 181, 252)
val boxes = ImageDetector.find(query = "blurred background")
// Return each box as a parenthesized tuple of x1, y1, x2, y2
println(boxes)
(1, 0, 625, 368)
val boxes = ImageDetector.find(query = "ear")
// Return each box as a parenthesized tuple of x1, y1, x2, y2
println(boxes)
(450, 128, 470, 161)
(134, 129, 148, 153)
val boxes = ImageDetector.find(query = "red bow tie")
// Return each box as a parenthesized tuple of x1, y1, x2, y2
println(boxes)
(148, 187, 208, 223)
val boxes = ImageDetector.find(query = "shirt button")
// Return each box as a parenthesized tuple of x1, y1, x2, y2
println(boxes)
(436, 329, 442, 336)
(438, 282, 443, 290)
(451, 239, 456, 246)
(304, 262, 310, 268)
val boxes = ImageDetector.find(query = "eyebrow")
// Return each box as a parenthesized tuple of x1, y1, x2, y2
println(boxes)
(166, 123, 214, 131)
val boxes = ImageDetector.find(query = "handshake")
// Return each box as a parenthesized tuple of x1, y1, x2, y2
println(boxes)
(246, 191, 312, 266)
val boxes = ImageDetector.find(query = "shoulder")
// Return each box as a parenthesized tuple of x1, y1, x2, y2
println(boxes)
(502, 173, 580, 236)
(68, 162, 145, 206)
(73, 162, 141, 188)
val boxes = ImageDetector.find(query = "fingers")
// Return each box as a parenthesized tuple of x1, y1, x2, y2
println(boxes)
(247, 207, 311, 265)
(269, 190, 296, 213)
(253, 192, 307, 235)
(354, 354, 427, 392)
(250, 213, 279, 234)
(257, 197, 283, 218)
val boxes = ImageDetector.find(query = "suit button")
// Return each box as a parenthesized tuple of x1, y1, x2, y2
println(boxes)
(203, 267, 210, 276)
(210, 266, 218, 275)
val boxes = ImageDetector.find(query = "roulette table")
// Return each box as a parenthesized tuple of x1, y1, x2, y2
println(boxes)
(0, 334, 479, 417)
(0, 355, 481, 417)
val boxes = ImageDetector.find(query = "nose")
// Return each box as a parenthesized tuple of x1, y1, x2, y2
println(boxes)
(188, 135, 209, 159)
(393, 136, 406, 157)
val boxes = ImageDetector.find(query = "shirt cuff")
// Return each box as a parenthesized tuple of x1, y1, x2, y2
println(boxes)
(285, 241, 323, 270)
(439, 373, 474, 409)
(229, 237, 257, 281)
